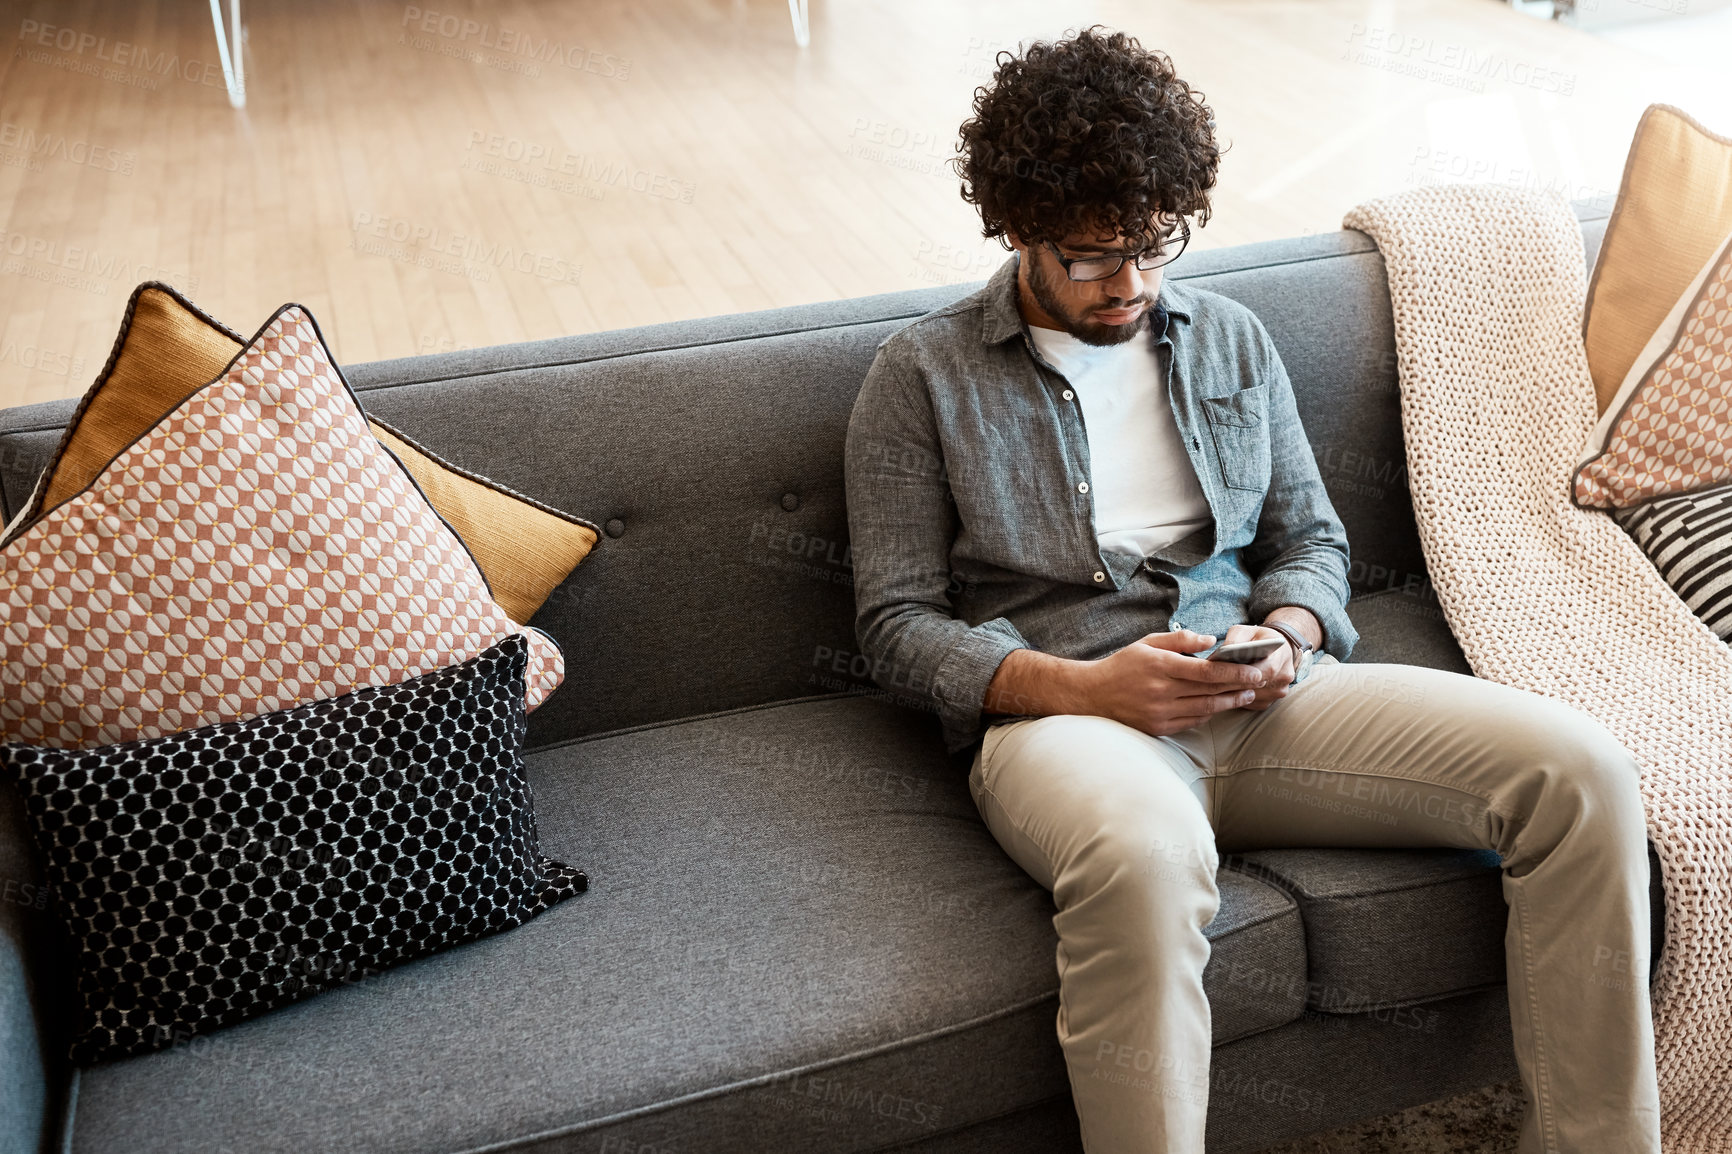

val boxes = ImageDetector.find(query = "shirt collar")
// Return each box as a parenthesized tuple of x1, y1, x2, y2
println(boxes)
(980, 252, 1193, 346)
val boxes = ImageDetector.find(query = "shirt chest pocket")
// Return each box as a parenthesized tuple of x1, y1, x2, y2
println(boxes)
(1202, 384, 1272, 493)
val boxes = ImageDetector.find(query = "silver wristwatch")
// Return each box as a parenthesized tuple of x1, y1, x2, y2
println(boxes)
(1263, 620, 1316, 679)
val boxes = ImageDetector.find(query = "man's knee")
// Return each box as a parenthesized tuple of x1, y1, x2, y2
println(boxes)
(1519, 710, 1645, 826)
(1544, 709, 1639, 780)
(1075, 802, 1221, 907)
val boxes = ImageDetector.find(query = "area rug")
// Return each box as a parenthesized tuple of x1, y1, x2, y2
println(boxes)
(1252, 1078, 1523, 1153)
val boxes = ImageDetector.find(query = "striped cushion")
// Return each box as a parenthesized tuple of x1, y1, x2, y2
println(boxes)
(1614, 482, 1732, 638)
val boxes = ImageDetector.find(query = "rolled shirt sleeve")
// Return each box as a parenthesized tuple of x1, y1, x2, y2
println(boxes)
(1241, 325, 1359, 663)
(844, 348, 1030, 751)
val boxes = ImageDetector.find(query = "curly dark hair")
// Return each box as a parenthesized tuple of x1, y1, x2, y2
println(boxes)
(955, 27, 1221, 253)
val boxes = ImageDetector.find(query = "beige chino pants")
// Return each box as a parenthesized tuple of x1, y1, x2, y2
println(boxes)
(968, 653, 1660, 1154)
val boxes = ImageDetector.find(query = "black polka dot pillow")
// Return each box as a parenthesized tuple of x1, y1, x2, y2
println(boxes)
(2, 632, 585, 1065)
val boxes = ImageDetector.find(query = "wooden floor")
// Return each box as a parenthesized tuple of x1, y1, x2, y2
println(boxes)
(0, 0, 1724, 412)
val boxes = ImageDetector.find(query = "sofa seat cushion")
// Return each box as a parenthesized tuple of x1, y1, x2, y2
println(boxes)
(1224, 847, 1508, 1014)
(64, 694, 1306, 1154)
(1226, 837, 1666, 1021)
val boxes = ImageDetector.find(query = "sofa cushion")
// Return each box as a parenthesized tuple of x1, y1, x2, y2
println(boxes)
(1224, 848, 1507, 1014)
(62, 694, 1307, 1154)
(1612, 481, 1732, 638)
(0, 281, 601, 625)
(1576, 228, 1732, 510)
(0, 304, 564, 750)
(5, 633, 585, 1066)
(366, 418, 601, 624)
(1584, 103, 1732, 414)
(1224, 838, 1665, 1022)
(1342, 588, 1472, 674)
(18, 283, 241, 524)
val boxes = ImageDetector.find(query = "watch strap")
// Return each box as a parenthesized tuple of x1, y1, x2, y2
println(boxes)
(1263, 620, 1315, 668)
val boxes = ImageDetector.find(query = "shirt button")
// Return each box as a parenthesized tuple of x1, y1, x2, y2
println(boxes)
(1062, 389, 1074, 401)
(1078, 481, 1090, 494)
(1093, 571, 1105, 583)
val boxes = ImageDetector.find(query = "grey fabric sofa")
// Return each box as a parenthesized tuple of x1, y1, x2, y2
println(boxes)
(0, 198, 1664, 1154)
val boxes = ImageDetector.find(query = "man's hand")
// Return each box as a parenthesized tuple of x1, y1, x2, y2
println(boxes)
(982, 616, 1316, 736)
(1070, 629, 1274, 737)
(1217, 623, 1297, 711)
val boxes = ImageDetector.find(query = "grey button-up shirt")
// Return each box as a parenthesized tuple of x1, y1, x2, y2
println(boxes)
(843, 255, 1358, 757)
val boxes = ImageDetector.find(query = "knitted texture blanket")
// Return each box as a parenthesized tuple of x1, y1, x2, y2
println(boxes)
(1342, 184, 1732, 1151)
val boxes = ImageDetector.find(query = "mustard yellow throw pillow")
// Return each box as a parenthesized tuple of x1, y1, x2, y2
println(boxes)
(1585, 104, 1732, 415)
(6, 281, 598, 624)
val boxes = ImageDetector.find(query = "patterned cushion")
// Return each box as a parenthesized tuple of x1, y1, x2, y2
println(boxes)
(367, 419, 600, 624)
(1574, 230, 1732, 509)
(1584, 103, 1732, 414)
(2, 632, 585, 1065)
(1, 281, 601, 624)
(0, 304, 564, 749)
(1613, 483, 1732, 639)
(18, 283, 243, 518)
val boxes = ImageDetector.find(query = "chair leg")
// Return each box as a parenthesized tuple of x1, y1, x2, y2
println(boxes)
(207, 0, 246, 108)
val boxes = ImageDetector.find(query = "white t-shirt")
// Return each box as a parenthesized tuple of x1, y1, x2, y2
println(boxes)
(1026, 323, 1212, 557)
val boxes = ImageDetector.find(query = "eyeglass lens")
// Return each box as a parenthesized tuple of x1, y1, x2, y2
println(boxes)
(1064, 222, 1187, 281)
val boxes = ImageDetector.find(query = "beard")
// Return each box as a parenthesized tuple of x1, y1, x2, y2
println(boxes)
(1027, 253, 1154, 346)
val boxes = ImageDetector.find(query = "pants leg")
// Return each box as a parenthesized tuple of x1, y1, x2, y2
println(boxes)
(1207, 655, 1661, 1154)
(969, 713, 1220, 1154)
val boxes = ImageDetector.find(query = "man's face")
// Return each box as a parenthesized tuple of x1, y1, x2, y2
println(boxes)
(1013, 226, 1170, 346)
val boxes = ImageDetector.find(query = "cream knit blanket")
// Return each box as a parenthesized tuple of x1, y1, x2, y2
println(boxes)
(1342, 184, 1732, 1151)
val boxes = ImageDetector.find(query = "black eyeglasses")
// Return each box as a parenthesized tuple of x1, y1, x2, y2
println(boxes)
(1045, 219, 1191, 282)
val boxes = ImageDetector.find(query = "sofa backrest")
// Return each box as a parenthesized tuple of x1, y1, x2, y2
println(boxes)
(0, 205, 1610, 751)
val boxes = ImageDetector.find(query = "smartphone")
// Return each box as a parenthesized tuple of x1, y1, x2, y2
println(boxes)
(1203, 637, 1285, 664)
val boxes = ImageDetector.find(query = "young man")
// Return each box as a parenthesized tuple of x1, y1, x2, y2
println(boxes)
(842, 27, 1660, 1154)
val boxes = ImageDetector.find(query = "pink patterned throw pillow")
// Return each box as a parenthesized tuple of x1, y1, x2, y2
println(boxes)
(1575, 230, 1732, 508)
(0, 304, 564, 749)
